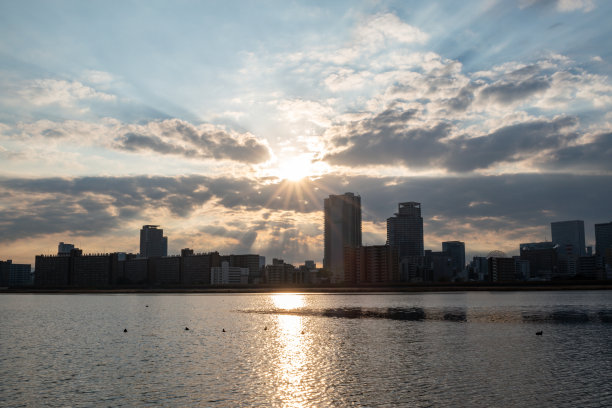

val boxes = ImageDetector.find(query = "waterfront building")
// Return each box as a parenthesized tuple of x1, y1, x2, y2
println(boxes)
(429, 251, 454, 282)
(469, 256, 489, 281)
(577, 255, 604, 280)
(344, 245, 399, 284)
(551, 220, 585, 277)
(514, 257, 530, 281)
(324, 193, 362, 283)
(387, 202, 424, 258)
(72, 253, 118, 287)
(265, 258, 296, 285)
(35, 250, 118, 288)
(298, 261, 318, 284)
(387, 202, 424, 281)
(442, 241, 465, 277)
(118, 256, 148, 284)
(488, 257, 515, 282)
(210, 261, 249, 285)
(0, 260, 32, 287)
(595, 222, 612, 257)
(181, 251, 219, 285)
(140, 225, 168, 258)
(35, 254, 71, 287)
(220, 254, 261, 284)
(520, 242, 558, 280)
(149, 256, 181, 285)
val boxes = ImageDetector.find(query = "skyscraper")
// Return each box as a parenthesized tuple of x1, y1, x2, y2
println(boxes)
(595, 222, 612, 256)
(442, 241, 465, 276)
(551, 220, 585, 276)
(140, 225, 168, 258)
(324, 192, 362, 283)
(387, 202, 424, 259)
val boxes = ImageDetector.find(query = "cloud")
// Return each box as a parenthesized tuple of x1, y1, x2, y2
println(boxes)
(82, 70, 114, 84)
(18, 79, 116, 107)
(113, 119, 272, 164)
(444, 115, 579, 172)
(2, 173, 610, 261)
(356, 13, 429, 48)
(479, 76, 551, 104)
(542, 131, 612, 172)
(3, 118, 271, 164)
(519, 0, 595, 12)
(322, 104, 586, 173)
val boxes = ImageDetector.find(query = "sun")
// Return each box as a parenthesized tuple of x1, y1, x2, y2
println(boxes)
(275, 154, 318, 181)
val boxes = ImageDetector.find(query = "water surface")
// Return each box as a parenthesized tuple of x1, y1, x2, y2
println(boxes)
(1, 291, 611, 407)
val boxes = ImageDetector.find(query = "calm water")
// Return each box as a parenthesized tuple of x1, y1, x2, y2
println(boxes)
(1, 291, 611, 407)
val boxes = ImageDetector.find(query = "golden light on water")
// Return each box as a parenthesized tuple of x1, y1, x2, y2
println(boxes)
(271, 293, 305, 310)
(269, 293, 314, 407)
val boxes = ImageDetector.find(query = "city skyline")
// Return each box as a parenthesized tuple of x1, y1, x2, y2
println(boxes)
(1, 1, 611, 266)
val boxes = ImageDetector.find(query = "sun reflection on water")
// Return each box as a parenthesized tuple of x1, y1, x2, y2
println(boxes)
(271, 293, 305, 310)
(268, 294, 315, 407)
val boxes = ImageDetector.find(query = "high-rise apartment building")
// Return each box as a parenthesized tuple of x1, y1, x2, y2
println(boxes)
(140, 225, 168, 258)
(595, 222, 612, 256)
(442, 241, 465, 276)
(551, 220, 585, 276)
(387, 202, 424, 259)
(324, 193, 362, 283)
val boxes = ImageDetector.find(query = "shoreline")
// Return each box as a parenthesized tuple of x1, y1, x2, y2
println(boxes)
(2, 281, 611, 294)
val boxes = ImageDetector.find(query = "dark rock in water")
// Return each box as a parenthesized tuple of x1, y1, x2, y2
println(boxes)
(597, 310, 612, 323)
(551, 310, 589, 323)
(386, 307, 426, 321)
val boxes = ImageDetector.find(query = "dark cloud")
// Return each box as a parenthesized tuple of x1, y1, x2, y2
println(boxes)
(542, 132, 612, 172)
(445, 86, 475, 112)
(323, 107, 451, 167)
(114, 119, 270, 163)
(479, 76, 550, 104)
(0, 175, 214, 242)
(444, 116, 578, 172)
(2, 173, 610, 259)
(323, 106, 583, 172)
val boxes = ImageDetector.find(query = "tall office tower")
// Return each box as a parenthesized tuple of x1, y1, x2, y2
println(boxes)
(324, 192, 362, 283)
(442, 241, 465, 276)
(595, 222, 612, 256)
(387, 202, 424, 259)
(140, 225, 168, 258)
(551, 220, 585, 277)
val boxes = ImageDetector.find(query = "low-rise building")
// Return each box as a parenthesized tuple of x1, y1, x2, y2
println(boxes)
(210, 261, 249, 285)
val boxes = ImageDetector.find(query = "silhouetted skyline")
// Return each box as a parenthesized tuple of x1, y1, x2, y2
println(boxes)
(1, 1, 611, 267)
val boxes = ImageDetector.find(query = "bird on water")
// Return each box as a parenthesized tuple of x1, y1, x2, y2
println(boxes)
(185, 327, 190, 331)
(222, 328, 226, 332)
(123, 328, 127, 333)
(536, 330, 543, 335)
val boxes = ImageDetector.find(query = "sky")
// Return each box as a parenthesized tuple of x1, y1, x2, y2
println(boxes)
(1, 0, 611, 267)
